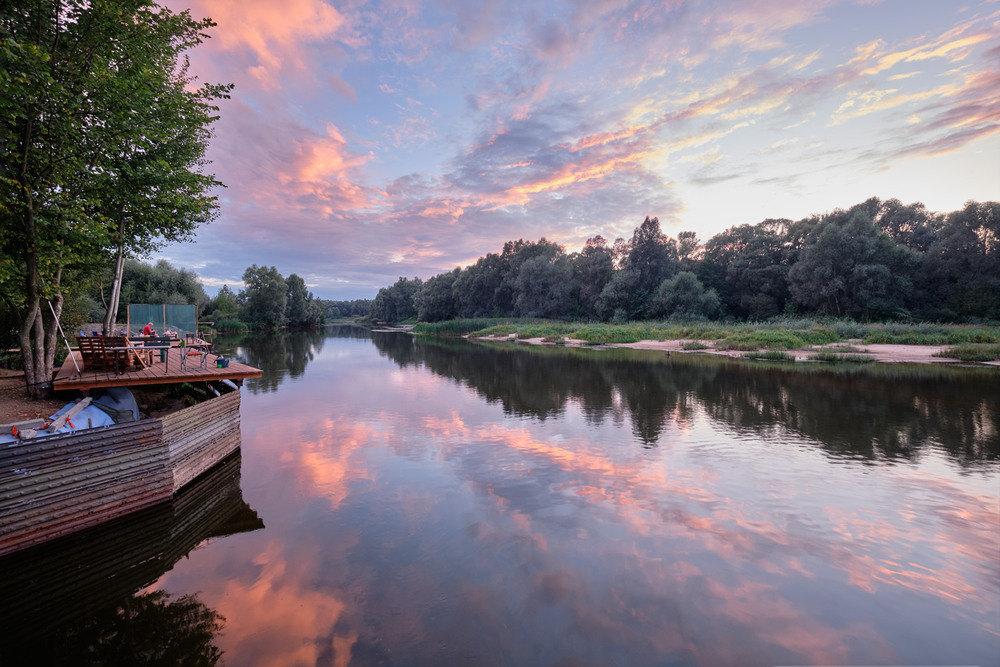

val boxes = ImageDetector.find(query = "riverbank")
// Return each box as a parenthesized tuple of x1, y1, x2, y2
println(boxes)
(474, 335, 987, 365)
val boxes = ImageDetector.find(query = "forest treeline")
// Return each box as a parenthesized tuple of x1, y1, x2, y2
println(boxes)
(370, 198, 999, 324)
(24, 261, 371, 338)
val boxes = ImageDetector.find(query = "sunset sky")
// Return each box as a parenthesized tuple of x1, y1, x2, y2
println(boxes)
(158, 0, 1000, 300)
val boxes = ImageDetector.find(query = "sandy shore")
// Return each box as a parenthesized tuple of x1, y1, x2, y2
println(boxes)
(476, 335, 999, 366)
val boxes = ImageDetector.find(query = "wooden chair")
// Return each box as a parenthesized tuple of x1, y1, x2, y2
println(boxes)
(76, 336, 113, 371)
(103, 336, 143, 373)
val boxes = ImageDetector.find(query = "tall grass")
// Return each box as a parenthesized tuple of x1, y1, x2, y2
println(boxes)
(809, 351, 875, 363)
(744, 350, 795, 361)
(413, 318, 516, 336)
(215, 318, 249, 333)
(934, 344, 1000, 362)
(413, 317, 1000, 353)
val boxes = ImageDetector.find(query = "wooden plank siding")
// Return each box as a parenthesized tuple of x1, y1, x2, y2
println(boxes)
(0, 390, 245, 558)
(0, 451, 262, 644)
(161, 389, 242, 491)
(53, 348, 262, 392)
(0, 420, 171, 557)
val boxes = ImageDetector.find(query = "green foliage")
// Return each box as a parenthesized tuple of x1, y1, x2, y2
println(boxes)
(284, 273, 322, 327)
(241, 265, 287, 328)
(0, 0, 228, 395)
(322, 298, 372, 319)
(214, 318, 249, 333)
(370, 276, 422, 323)
(372, 196, 997, 335)
(788, 208, 917, 319)
(744, 350, 796, 361)
(413, 269, 459, 322)
(717, 330, 807, 350)
(573, 324, 651, 344)
(651, 271, 721, 319)
(682, 341, 710, 350)
(203, 285, 239, 322)
(934, 344, 1000, 362)
(413, 318, 516, 336)
(809, 352, 876, 363)
(860, 323, 1000, 345)
(515, 323, 573, 339)
(117, 259, 209, 311)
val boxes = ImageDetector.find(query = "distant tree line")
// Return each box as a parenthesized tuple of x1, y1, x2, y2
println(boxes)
(66, 260, 329, 332)
(370, 198, 999, 324)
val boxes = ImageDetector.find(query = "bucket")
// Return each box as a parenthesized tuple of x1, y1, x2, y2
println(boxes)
(216, 357, 230, 368)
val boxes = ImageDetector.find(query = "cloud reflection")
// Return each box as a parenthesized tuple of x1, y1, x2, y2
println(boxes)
(154, 333, 999, 665)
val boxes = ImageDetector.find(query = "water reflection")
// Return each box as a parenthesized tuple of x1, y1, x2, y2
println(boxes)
(30, 329, 996, 666)
(0, 451, 262, 664)
(372, 333, 1000, 464)
(226, 327, 327, 393)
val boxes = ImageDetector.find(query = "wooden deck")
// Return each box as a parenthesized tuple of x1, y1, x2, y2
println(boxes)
(54, 348, 262, 391)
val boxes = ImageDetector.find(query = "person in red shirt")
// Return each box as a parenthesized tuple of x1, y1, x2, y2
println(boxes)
(142, 322, 156, 336)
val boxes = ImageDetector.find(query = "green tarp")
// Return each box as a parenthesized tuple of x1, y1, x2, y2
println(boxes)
(127, 304, 198, 338)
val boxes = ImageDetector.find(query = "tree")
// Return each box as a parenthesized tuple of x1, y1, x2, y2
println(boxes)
(596, 217, 679, 320)
(0, 0, 228, 396)
(240, 265, 287, 327)
(571, 236, 615, 318)
(922, 201, 999, 321)
(452, 253, 503, 318)
(117, 259, 209, 309)
(413, 269, 459, 322)
(369, 277, 421, 323)
(202, 284, 239, 323)
(651, 271, 721, 319)
(514, 254, 572, 318)
(285, 273, 320, 327)
(702, 220, 792, 319)
(788, 209, 917, 319)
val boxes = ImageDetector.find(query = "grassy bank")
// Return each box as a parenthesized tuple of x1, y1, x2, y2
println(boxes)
(412, 317, 1000, 351)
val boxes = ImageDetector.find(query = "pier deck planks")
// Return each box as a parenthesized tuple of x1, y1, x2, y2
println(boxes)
(53, 348, 261, 391)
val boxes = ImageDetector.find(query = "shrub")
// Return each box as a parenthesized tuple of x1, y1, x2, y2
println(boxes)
(682, 341, 709, 350)
(717, 330, 805, 351)
(809, 352, 875, 363)
(934, 344, 1000, 362)
(744, 350, 795, 361)
(215, 318, 249, 333)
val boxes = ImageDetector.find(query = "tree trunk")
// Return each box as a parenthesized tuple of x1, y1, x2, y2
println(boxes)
(18, 230, 63, 399)
(103, 242, 126, 336)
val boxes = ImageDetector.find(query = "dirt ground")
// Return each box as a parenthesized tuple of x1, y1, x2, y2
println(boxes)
(0, 371, 67, 425)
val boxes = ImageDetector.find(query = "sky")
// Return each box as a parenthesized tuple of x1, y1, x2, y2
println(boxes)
(156, 0, 1000, 300)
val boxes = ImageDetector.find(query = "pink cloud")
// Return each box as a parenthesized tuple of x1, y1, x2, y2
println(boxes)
(177, 0, 353, 89)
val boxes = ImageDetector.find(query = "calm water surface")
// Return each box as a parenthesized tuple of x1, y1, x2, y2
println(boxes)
(3, 327, 999, 666)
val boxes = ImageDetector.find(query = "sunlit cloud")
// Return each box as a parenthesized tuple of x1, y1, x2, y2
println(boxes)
(191, 0, 353, 90)
(155, 0, 1000, 298)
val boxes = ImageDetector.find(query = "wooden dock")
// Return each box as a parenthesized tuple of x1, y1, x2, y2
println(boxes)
(0, 450, 263, 647)
(53, 347, 261, 391)
(0, 389, 246, 557)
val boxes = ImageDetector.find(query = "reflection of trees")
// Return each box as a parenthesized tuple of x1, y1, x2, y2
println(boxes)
(235, 327, 327, 394)
(0, 452, 262, 664)
(372, 334, 1000, 464)
(50, 591, 224, 666)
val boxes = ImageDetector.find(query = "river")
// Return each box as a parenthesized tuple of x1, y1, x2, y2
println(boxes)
(3, 326, 998, 666)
